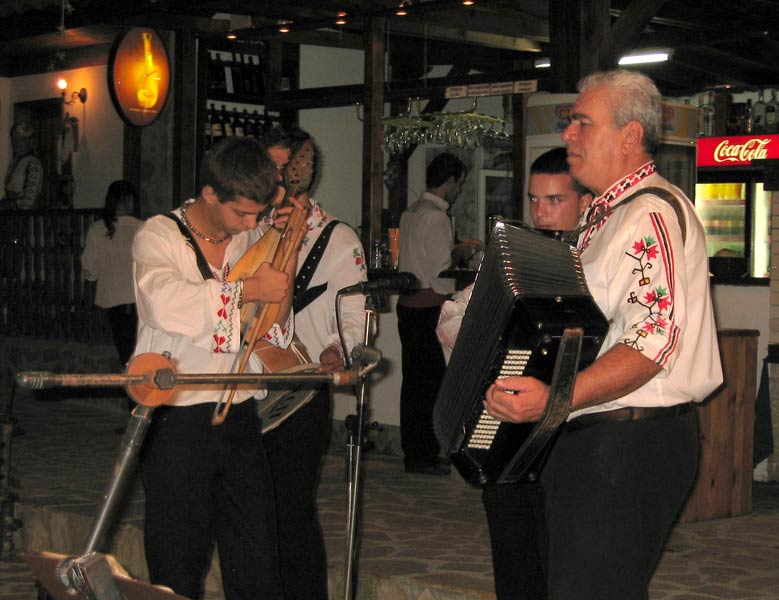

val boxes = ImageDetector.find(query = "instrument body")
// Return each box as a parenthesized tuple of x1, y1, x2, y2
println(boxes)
(212, 138, 315, 424)
(433, 223, 609, 485)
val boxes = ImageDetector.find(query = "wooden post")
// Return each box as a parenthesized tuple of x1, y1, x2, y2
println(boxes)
(361, 16, 385, 255)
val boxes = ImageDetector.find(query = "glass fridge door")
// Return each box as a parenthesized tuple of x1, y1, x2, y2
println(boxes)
(750, 181, 771, 278)
(695, 182, 746, 258)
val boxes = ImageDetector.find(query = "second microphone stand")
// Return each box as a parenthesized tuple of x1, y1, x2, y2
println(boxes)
(342, 291, 383, 600)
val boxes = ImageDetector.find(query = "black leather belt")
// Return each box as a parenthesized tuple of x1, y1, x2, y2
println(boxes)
(566, 403, 693, 431)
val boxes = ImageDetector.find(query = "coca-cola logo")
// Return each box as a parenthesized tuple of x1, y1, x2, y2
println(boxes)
(713, 138, 771, 163)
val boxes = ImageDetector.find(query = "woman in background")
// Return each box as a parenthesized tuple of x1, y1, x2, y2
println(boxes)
(82, 180, 143, 373)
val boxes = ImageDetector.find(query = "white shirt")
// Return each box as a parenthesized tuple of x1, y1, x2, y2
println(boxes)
(437, 166, 723, 417)
(82, 215, 143, 308)
(276, 201, 368, 361)
(399, 192, 455, 296)
(573, 166, 722, 416)
(133, 206, 292, 407)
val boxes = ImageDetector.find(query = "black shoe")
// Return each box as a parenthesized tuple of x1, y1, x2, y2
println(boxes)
(404, 460, 451, 476)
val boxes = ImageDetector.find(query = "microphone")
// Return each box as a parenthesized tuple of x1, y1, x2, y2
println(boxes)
(338, 272, 418, 295)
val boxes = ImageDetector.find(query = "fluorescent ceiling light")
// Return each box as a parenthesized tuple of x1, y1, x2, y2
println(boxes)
(618, 49, 672, 65)
(534, 58, 551, 69)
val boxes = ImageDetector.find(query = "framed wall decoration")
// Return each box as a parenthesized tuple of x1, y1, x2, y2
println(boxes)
(108, 28, 171, 127)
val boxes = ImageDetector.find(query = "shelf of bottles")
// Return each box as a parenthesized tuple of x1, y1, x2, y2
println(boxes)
(697, 88, 779, 137)
(204, 48, 278, 150)
(694, 182, 746, 257)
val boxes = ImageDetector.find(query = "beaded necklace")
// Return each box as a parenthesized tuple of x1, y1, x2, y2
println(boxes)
(180, 205, 228, 245)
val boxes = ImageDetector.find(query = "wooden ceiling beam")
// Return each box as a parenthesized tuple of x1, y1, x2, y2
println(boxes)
(604, 0, 668, 66)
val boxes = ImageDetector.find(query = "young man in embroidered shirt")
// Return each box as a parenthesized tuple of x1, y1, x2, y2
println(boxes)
(437, 146, 593, 600)
(132, 136, 301, 600)
(484, 70, 723, 599)
(260, 126, 368, 600)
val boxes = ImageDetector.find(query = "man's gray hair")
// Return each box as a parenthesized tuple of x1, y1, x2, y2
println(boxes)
(578, 69, 662, 155)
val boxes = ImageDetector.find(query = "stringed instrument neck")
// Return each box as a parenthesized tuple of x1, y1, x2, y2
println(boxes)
(213, 136, 316, 425)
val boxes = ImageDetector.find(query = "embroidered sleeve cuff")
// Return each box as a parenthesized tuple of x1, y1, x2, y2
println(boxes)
(236, 280, 244, 309)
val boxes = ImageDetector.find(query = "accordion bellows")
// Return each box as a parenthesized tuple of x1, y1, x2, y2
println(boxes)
(434, 222, 608, 485)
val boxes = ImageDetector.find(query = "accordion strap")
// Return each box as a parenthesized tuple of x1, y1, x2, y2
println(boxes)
(573, 186, 687, 244)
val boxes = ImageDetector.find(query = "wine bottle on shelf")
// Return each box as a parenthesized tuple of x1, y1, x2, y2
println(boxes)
(210, 103, 224, 143)
(231, 52, 244, 96)
(696, 95, 706, 137)
(752, 91, 767, 134)
(700, 91, 715, 137)
(244, 55, 257, 96)
(766, 90, 778, 134)
(242, 109, 255, 137)
(253, 54, 265, 98)
(252, 109, 263, 137)
(207, 52, 220, 93)
(232, 111, 244, 137)
(213, 54, 227, 94)
(204, 107, 213, 149)
(223, 54, 234, 94)
(744, 99, 753, 134)
(221, 105, 234, 137)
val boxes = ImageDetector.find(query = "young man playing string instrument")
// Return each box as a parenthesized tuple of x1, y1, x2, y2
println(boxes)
(132, 136, 303, 599)
(260, 126, 368, 600)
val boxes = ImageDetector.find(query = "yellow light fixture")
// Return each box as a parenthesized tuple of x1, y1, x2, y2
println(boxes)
(226, 33, 238, 40)
(278, 20, 292, 33)
(57, 79, 87, 105)
(395, 2, 409, 16)
(463, 0, 475, 5)
(335, 11, 347, 25)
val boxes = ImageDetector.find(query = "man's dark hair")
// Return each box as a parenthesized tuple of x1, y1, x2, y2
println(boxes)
(260, 125, 320, 189)
(262, 126, 293, 150)
(199, 137, 276, 205)
(530, 147, 591, 197)
(426, 152, 465, 189)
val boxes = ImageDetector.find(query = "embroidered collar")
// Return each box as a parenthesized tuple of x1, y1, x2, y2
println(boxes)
(579, 162, 657, 251)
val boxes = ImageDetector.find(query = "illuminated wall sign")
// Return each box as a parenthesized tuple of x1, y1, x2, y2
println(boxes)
(697, 134, 779, 167)
(108, 28, 171, 127)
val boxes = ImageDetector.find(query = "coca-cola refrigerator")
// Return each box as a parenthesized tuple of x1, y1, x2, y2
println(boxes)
(696, 134, 777, 279)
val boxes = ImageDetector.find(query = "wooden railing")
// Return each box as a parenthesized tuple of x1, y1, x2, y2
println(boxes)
(0, 209, 113, 343)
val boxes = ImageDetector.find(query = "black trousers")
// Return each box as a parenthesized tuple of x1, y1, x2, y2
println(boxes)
(264, 387, 332, 600)
(482, 481, 548, 600)
(106, 303, 137, 367)
(140, 401, 282, 600)
(540, 410, 699, 600)
(107, 304, 138, 414)
(396, 304, 446, 465)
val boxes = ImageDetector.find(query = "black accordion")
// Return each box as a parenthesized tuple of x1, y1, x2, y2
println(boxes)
(433, 222, 608, 486)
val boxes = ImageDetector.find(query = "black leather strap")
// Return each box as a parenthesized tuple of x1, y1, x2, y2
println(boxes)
(293, 219, 340, 313)
(162, 212, 215, 280)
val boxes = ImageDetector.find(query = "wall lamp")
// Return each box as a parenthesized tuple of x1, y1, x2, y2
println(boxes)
(58, 79, 87, 104)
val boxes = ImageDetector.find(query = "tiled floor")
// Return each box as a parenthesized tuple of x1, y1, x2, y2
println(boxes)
(2, 392, 779, 599)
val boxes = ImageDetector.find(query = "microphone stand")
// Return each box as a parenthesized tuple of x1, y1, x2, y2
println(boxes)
(342, 291, 381, 600)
